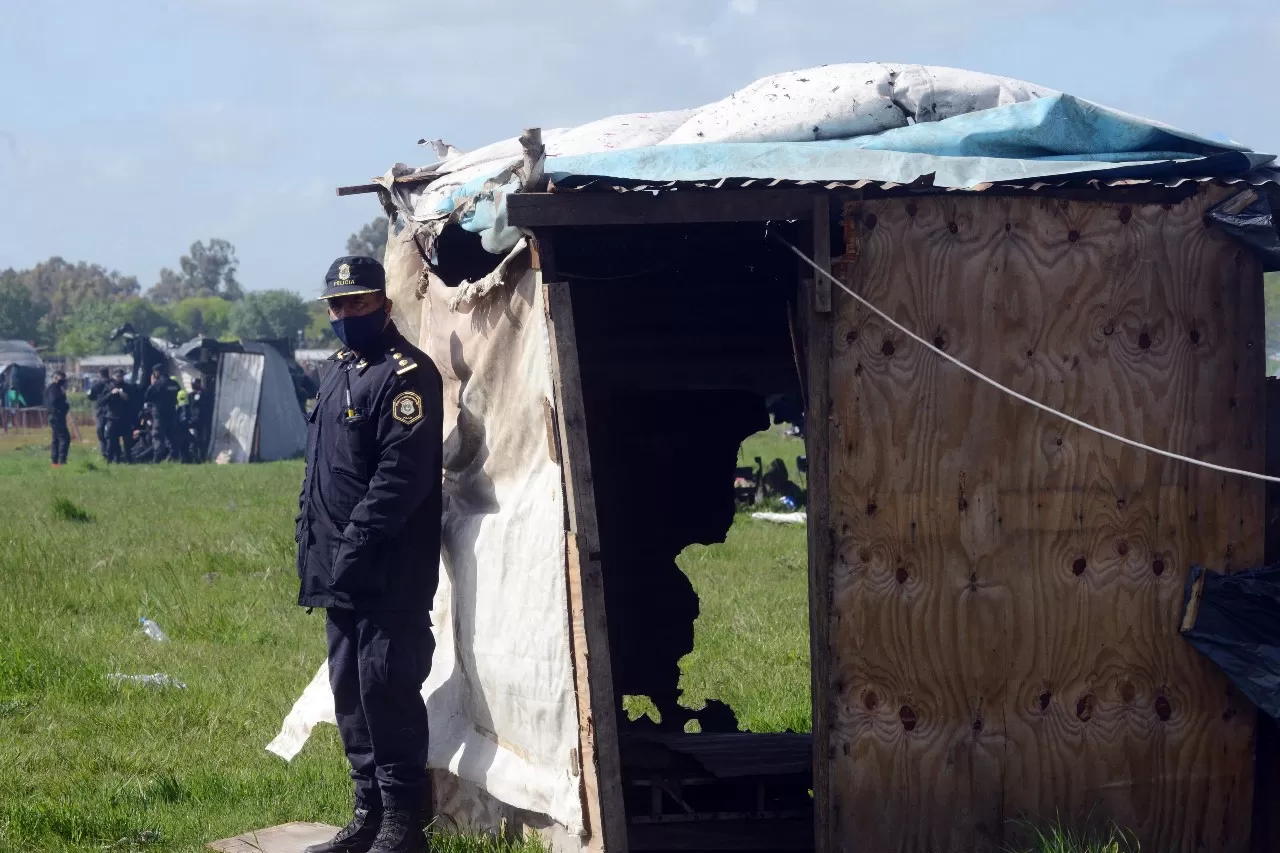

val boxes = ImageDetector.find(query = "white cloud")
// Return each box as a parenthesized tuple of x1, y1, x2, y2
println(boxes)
(671, 31, 711, 58)
(730, 0, 758, 15)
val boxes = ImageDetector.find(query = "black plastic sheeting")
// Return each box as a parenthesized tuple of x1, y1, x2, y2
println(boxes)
(1207, 188, 1280, 272)
(1181, 564, 1280, 719)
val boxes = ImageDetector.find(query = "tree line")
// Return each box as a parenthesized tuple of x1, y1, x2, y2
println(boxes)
(0, 218, 388, 357)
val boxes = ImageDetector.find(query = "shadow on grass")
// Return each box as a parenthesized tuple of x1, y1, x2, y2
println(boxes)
(51, 496, 93, 523)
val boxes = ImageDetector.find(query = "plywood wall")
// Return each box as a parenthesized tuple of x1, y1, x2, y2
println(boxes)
(820, 187, 1264, 853)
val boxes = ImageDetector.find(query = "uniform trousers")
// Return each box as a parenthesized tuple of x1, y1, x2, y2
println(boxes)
(325, 608, 433, 812)
(49, 414, 70, 465)
(151, 416, 174, 463)
(95, 415, 109, 457)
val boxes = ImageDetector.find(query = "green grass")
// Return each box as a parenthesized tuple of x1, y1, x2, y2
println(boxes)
(0, 426, 812, 851)
(1009, 820, 1140, 853)
(0, 426, 1139, 850)
(678, 424, 810, 732)
(0, 440, 348, 852)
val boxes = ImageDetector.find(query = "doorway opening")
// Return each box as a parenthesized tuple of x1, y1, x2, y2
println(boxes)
(558, 220, 815, 851)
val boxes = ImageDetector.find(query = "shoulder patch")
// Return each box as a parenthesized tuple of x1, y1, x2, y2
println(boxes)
(392, 390, 424, 426)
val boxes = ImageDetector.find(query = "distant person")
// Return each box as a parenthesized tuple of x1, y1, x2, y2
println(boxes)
(144, 366, 180, 463)
(183, 377, 208, 463)
(102, 369, 132, 463)
(3, 385, 26, 430)
(297, 256, 443, 853)
(87, 367, 112, 458)
(44, 370, 71, 467)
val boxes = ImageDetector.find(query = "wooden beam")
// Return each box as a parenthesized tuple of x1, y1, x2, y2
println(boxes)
(542, 242, 629, 853)
(811, 196, 831, 314)
(627, 817, 814, 852)
(802, 196, 834, 853)
(520, 127, 546, 192)
(508, 190, 818, 228)
(335, 172, 439, 197)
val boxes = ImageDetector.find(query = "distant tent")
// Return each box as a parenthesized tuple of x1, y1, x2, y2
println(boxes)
(208, 341, 307, 463)
(0, 340, 45, 407)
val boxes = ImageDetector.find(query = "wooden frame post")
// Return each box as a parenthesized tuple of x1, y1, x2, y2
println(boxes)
(804, 194, 834, 853)
(537, 230, 629, 853)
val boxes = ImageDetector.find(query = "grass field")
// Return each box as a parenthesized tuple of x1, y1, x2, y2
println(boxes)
(0, 425, 810, 852)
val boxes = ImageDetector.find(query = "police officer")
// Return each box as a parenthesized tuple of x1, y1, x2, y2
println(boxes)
(297, 256, 442, 853)
(102, 369, 132, 463)
(186, 377, 208, 463)
(144, 366, 180, 463)
(45, 370, 71, 467)
(88, 367, 112, 458)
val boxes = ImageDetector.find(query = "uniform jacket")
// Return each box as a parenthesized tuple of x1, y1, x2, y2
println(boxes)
(145, 378, 180, 421)
(102, 382, 131, 421)
(295, 323, 443, 613)
(88, 380, 111, 415)
(44, 383, 69, 419)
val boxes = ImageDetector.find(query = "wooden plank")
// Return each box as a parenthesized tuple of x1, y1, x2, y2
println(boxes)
(337, 183, 384, 196)
(627, 817, 814, 852)
(508, 190, 816, 228)
(825, 188, 1262, 853)
(207, 822, 338, 852)
(541, 237, 629, 853)
(1255, 376, 1280, 853)
(336, 171, 440, 197)
(812, 197, 832, 314)
(803, 196, 834, 853)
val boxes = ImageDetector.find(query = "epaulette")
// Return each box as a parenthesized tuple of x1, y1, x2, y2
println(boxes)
(389, 347, 418, 375)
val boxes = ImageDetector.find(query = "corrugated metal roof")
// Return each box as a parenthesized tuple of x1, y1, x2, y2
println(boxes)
(546, 170, 1280, 197)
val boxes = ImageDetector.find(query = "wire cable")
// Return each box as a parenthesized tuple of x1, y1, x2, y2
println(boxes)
(773, 232, 1280, 484)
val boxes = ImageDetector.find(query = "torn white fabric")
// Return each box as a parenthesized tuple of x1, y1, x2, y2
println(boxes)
(269, 262, 585, 834)
(751, 512, 808, 525)
(447, 239, 529, 312)
(267, 661, 335, 758)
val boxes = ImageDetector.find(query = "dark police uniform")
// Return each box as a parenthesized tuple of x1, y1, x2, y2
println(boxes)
(296, 256, 442, 853)
(102, 379, 132, 463)
(44, 379, 71, 466)
(88, 375, 111, 457)
(184, 386, 207, 463)
(144, 375, 180, 463)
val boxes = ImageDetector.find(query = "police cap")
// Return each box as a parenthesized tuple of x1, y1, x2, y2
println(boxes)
(321, 256, 386, 301)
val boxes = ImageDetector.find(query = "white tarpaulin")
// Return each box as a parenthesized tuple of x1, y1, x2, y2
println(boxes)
(269, 251, 584, 834)
(240, 343, 308, 463)
(209, 352, 264, 464)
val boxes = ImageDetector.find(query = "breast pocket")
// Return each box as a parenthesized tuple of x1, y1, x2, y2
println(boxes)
(335, 409, 375, 478)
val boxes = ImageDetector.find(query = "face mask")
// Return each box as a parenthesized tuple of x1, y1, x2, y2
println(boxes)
(330, 306, 387, 352)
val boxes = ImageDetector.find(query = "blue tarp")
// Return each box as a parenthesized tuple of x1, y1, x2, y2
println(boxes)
(546, 96, 1274, 188)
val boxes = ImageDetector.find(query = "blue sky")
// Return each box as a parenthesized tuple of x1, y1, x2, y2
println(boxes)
(1, 0, 1277, 296)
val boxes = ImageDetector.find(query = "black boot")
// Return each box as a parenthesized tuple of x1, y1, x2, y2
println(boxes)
(368, 809, 427, 853)
(305, 806, 383, 853)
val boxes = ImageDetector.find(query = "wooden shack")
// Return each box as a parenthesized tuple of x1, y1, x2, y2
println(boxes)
(464, 177, 1265, 853)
